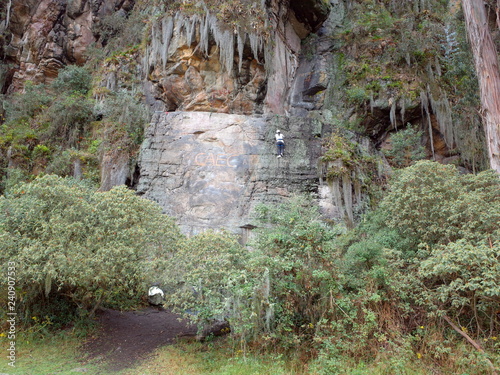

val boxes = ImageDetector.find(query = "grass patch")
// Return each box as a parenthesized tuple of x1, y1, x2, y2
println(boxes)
(0, 331, 102, 374)
(118, 340, 292, 375)
(0, 330, 478, 375)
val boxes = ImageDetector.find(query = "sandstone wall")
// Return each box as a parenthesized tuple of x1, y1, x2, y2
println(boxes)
(1, 0, 131, 93)
(137, 111, 322, 235)
(2, 0, 391, 235)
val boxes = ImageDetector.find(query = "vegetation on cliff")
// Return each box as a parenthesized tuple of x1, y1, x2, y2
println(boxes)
(339, 0, 488, 172)
(0, 65, 149, 193)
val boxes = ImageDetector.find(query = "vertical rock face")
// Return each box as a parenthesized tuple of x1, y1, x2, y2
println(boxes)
(133, 0, 368, 236)
(3, 0, 389, 235)
(1, 0, 129, 93)
(141, 0, 333, 115)
(137, 111, 322, 235)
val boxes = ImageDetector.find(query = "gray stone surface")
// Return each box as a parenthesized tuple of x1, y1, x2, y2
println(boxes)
(137, 111, 322, 236)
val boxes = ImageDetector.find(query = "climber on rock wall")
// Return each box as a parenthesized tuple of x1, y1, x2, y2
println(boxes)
(275, 130, 285, 157)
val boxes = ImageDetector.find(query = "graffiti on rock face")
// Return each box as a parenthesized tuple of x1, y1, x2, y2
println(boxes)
(194, 152, 240, 168)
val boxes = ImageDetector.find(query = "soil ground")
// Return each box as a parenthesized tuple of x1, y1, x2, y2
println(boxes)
(83, 307, 197, 372)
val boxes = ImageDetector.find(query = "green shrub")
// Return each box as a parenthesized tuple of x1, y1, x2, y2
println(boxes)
(420, 240, 500, 332)
(250, 195, 344, 349)
(4, 81, 53, 120)
(43, 94, 93, 147)
(45, 148, 73, 176)
(158, 195, 345, 350)
(0, 168, 29, 194)
(380, 161, 500, 246)
(354, 161, 500, 360)
(97, 92, 149, 149)
(160, 230, 254, 338)
(382, 124, 425, 168)
(51, 65, 92, 95)
(346, 86, 370, 104)
(0, 175, 181, 327)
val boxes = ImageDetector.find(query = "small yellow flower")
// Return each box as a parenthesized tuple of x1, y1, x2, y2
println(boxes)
(492, 337, 498, 341)
(419, 326, 424, 329)
(0, 333, 6, 337)
(417, 353, 422, 359)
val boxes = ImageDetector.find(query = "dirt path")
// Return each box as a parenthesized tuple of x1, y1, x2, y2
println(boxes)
(83, 307, 197, 372)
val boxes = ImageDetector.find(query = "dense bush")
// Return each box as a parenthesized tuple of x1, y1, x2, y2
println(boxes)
(381, 160, 500, 246)
(96, 92, 150, 149)
(420, 240, 500, 329)
(158, 195, 344, 350)
(4, 81, 54, 120)
(155, 167, 499, 372)
(43, 94, 94, 147)
(160, 230, 255, 338)
(0, 63, 149, 192)
(250, 195, 344, 350)
(382, 124, 425, 168)
(374, 161, 500, 341)
(51, 65, 92, 95)
(0, 175, 180, 327)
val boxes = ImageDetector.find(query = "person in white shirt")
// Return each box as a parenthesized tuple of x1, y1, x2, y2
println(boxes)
(275, 130, 285, 157)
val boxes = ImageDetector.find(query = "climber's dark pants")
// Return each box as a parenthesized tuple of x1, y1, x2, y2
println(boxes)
(276, 142, 284, 156)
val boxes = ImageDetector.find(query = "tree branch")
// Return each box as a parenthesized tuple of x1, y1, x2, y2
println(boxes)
(443, 315, 498, 374)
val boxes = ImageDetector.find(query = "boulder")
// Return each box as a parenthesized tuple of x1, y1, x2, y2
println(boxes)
(148, 286, 165, 306)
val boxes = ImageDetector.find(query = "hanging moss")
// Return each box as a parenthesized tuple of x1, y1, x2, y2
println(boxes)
(320, 130, 385, 227)
(143, 10, 269, 76)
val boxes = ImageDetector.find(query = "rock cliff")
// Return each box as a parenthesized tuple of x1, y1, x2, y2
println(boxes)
(133, 0, 383, 235)
(1, 0, 134, 93)
(1, 0, 488, 236)
(137, 111, 322, 234)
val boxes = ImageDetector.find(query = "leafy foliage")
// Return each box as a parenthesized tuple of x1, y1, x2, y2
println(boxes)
(0, 64, 149, 192)
(354, 161, 500, 367)
(0, 69, 96, 191)
(51, 65, 92, 95)
(42, 94, 94, 147)
(420, 240, 500, 326)
(96, 92, 150, 150)
(0, 175, 180, 326)
(250, 195, 344, 350)
(382, 124, 425, 168)
(340, 0, 487, 171)
(158, 195, 344, 351)
(160, 230, 253, 333)
(4, 81, 54, 120)
(381, 160, 500, 246)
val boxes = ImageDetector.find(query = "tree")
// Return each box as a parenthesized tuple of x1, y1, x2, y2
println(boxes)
(251, 195, 343, 348)
(462, 0, 500, 173)
(160, 230, 255, 340)
(0, 175, 180, 326)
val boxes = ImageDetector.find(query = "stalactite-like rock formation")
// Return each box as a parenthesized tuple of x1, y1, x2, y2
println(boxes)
(141, 0, 318, 115)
